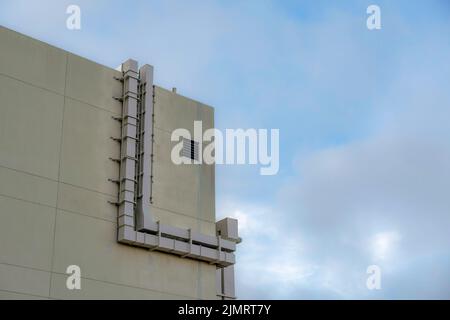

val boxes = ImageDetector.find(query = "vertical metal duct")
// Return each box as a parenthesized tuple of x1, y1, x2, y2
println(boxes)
(136, 64, 155, 231)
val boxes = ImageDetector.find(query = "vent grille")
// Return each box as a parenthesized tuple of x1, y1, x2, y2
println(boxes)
(181, 138, 199, 161)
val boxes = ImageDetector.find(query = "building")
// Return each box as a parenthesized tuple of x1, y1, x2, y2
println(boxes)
(0, 26, 239, 300)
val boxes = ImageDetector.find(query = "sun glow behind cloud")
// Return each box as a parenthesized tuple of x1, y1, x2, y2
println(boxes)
(371, 231, 401, 262)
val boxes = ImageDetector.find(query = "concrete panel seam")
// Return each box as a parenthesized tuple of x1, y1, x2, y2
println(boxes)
(48, 52, 69, 298)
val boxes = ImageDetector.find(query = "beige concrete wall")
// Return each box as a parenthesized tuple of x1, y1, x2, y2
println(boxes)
(0, 26, 217, 299)
(152, 86, 216, 236)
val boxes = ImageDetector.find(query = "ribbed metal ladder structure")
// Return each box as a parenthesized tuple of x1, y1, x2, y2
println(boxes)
(117, 60, 139, 230)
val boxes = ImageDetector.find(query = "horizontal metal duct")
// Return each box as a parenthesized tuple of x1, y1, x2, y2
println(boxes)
(118, 225, 235, 267)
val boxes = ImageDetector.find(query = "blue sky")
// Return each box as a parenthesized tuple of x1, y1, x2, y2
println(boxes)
(2, 0, 450, 299)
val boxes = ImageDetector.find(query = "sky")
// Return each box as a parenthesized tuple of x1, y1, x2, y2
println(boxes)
(1, 0, 449, 299)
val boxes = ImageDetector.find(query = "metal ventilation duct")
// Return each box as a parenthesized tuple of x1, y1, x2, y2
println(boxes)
(112, 59, 240, 271)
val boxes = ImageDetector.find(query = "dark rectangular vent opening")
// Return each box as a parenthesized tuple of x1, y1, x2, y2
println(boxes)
(181, 138, 199, 161)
